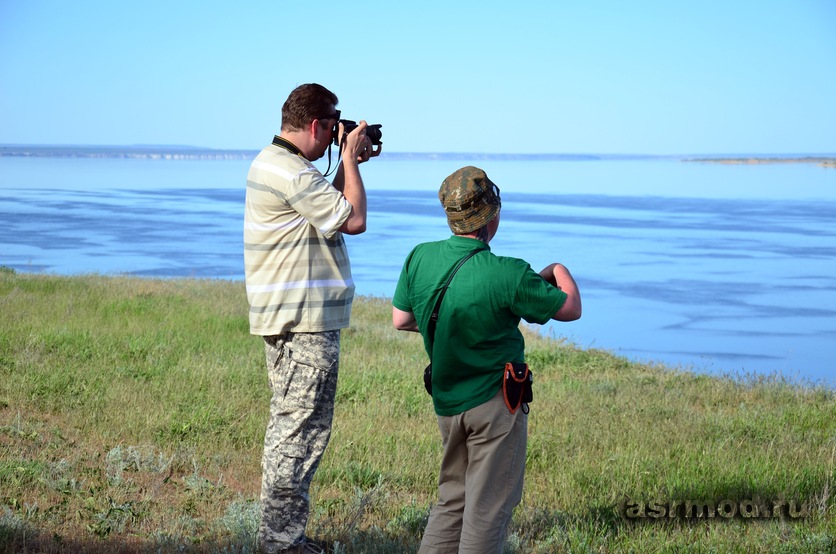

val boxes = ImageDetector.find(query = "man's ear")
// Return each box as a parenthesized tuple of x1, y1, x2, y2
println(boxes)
(310, 118, 325, 139)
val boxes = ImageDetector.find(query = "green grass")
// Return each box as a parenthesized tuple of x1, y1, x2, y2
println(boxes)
(0, 269, 833, 553)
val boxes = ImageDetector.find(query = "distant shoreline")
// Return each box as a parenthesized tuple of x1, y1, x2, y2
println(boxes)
(0, 145, 259, 160)
(0, 145, 631, 161)
(684, 156, 836, 168)
(2, 145, 835, 165)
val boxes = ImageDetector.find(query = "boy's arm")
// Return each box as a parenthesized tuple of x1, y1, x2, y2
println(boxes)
(392, 307, 419, 332)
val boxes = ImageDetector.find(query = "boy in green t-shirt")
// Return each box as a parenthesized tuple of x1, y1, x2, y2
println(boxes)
(393, 166, 582, 553)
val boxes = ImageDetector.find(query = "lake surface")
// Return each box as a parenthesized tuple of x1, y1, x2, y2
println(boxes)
(1, 153, 834, 386)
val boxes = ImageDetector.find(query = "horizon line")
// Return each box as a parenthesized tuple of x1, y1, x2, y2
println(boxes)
(2, 144, 836, 160)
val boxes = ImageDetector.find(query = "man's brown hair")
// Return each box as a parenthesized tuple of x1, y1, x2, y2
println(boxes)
(281, 83, 339, 132)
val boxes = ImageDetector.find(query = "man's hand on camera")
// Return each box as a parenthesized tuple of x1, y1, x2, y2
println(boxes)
(340, 120, 381, 163)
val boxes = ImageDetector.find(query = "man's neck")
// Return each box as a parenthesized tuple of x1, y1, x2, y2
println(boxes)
(459, 231, 490, 244)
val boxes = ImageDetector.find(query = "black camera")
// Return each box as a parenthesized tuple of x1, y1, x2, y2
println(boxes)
(336, 120, 383, 146)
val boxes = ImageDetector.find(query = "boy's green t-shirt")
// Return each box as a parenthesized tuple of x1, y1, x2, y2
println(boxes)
(393, 235, 567, 416)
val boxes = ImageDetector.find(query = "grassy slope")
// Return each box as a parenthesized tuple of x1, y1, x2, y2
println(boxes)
(0, 270, 833, 553)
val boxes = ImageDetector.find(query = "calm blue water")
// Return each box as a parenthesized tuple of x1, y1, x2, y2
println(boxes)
(1, 154, 834, 386)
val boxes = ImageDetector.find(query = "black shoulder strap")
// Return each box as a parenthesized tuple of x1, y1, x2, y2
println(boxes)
(272, 135, 305, 158)
(427, 248, 481, 357)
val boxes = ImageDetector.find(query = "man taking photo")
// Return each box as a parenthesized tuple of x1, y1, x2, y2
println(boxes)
(244, 83, 380, 554)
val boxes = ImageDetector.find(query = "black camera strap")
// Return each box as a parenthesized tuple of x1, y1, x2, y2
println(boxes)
(272, 134, 339, 177)
(272, 135, 305, 158)
(427, 248, 482, 356)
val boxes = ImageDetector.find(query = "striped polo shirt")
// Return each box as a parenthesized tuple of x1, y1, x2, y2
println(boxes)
(244, 143, 354, 336)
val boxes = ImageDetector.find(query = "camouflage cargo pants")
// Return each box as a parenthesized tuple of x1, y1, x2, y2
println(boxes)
(258, 330, 340, 553)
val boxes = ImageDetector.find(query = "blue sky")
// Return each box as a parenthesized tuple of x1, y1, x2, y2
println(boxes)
(1, 1, 834, 155)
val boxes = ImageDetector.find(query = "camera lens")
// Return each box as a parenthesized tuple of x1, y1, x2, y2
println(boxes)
(366, 124, 383, 145)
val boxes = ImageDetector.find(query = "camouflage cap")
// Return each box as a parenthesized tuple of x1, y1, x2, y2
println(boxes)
(438, 166, 501, 234)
